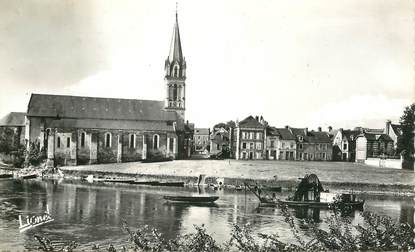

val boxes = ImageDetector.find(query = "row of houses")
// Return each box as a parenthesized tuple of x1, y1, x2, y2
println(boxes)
(203, 115, 402, 162)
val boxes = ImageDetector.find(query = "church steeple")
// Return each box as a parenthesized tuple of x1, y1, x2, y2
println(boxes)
(165, 7, 186, 120)
(168, 12, 183, 63)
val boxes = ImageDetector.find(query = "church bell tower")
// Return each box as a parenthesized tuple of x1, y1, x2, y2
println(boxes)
(164, 10, 186, 120)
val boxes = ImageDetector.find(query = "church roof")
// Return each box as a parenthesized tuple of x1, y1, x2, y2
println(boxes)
(27, 94, 178, 122)
(168, 13, 184, 63)
(47, 118, 175, 131)
(0, 112, 26, 126)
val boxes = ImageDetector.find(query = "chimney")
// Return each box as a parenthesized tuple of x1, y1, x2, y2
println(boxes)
(304, 128, 308, 135)
(285, 125, 289, 129)
(186, 120, 189, 125)
(385, 120, 391, 135)
(318, 127, 322, 132)
(328, 126, 333, 132)
(339, 128, 343, 133)
(255, 116, 259, 121)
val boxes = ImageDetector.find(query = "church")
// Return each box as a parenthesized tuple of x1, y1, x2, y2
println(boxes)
(24, 12, 192, 167)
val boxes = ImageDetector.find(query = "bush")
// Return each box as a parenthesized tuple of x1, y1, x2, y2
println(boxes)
(24, 141, 46, 167)
(146, 149, 172, 162)
(34, 205, 415, 251)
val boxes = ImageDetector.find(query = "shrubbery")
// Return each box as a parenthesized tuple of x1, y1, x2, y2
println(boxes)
(34, 202, 415, 252)
(24, 141, 46, 167)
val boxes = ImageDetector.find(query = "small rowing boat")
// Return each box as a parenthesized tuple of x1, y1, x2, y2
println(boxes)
(163, 195, 219, 203)
(0, 174, 13, 179)
(104, 179, 135, 184)
(259, 198, 365, 209)
(20, 174, 38, 180)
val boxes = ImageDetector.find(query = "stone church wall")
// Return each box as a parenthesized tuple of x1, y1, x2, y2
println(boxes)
(97, 130, 118, 164)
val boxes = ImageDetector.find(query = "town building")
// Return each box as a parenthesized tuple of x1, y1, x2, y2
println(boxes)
(265, 127, 280, 160)
(291, 127, 332, 161)
(193, 128, 210, 154)
(0, 112, 26, 147)
(235, 116, 266, 160)
(24, 11, 192, 167)
(384, 120, 402, 152)
(209, 127, 230, 156)
(276, 127, 297, 160)
(332, 129, 360, 161)
(355, 132, 394, 162)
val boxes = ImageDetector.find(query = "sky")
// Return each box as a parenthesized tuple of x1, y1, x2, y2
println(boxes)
(0, 0, 413, 130)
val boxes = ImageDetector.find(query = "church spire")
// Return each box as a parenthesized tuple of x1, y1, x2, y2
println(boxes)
(168, 5, 183, 63)
(164, 6, 186, 120)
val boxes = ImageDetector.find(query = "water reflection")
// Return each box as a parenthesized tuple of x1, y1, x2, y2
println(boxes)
(0, 179, 413, 251)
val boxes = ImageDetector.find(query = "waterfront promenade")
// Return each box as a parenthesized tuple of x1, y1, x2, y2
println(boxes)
(61, 160, 415, 187)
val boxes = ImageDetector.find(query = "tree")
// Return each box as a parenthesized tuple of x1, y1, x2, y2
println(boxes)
(0, 127, 15, 154)
(397, 103, 415, 167)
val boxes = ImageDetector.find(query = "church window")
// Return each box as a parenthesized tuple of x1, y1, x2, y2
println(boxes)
(105, 133, 111, 148)
(153, 134, 159, 150)
(169, 138, 174, 152)
(80, 132, 86, 147)
(174, 66, 179, 77)
(57, 137, 61, 148)
(173, 84, 177, 100)
(129, 134, 136, 148)
(66, 137, 70, 148)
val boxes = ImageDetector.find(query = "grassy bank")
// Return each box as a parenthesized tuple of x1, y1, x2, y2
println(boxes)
(61, 160, 414, 194)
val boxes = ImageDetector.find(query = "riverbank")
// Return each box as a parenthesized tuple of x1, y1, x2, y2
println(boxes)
(60, 160, 415, 195)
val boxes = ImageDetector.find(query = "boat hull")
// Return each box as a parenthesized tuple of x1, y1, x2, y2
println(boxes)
(260, 199, 365, 209)
(163, 196, 219, 203)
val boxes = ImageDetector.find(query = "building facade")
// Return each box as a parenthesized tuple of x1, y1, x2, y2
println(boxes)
(355, 133, 394, 162)
(209, 127, 230, 156)
(24, 12, 191, 167)
(0, 112, 26, 147)
(291, 128, 332, 161)
(193, 128, 210, 154)
(384, 120, 402, 153)
(235, 116, 266, 160)
(332, 129, 360, 161)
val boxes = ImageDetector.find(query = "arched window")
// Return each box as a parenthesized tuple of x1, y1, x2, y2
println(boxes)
(57, 137, 61, 148)
(173, 84, 177, 100)
(129, 134, 136, 148)
(153, 134, 159, 150)
(80, 132, 86, 147)
(174, 66, 179, 77)
(105, 133, 111, 148)
(66, 137, 70, 148)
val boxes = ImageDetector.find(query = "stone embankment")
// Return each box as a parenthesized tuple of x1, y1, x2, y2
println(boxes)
(60, 160, 415, 196)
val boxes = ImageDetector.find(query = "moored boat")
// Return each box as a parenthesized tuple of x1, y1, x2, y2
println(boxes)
(104, 179, 135, 184)
(0, 174, 13, 179)
(248, 174, 364, 210)
(20, 174, 38, 180)
(163, 195, 219, 203)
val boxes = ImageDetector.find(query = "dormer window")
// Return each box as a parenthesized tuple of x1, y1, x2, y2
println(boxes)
(298, 136, 303, 142)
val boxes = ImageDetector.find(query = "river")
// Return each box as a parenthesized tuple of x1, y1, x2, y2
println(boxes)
(0, 179, 413, 251)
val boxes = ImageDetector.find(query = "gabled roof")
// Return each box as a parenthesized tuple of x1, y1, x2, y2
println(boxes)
(0, 112, 26, 126)
(391, 124, 402, 137)
(307, 131, 332, 143)
(238, 116, 264, 129)
(266, 126, 280, 136)
(27, 94, 177, 122)
(342, 130, 360, 141)
(359, 133, 393, 142)
(194, 128, 210, 135)
(290, 128, 307, 137)
(276, 128, 296, 140)
(168, 13, 184, 63)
